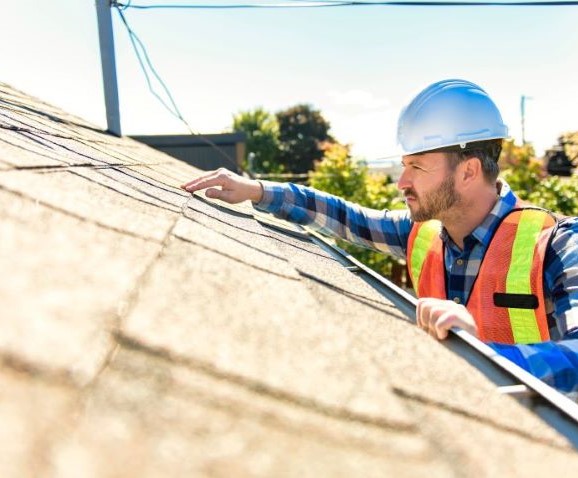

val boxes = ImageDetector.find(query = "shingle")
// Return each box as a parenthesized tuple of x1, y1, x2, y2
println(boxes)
(176, 197, 298, 268)
(0, 127, 77, 168)
(172, 217, 299, 280)
(0, 368, 75, 478)
(406, 401, 576, 476)
(0, 188, 161, 383)
(120, 235, 415, 429)
(0, 169, 177, 241)
(45, 347, 453, 478)
(266, 226, 399, 311)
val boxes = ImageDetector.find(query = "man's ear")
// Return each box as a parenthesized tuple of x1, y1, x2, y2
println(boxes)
(459, 156, 481, 185)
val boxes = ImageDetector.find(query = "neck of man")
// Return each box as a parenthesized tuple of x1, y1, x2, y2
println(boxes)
(439, 181, 499, 250)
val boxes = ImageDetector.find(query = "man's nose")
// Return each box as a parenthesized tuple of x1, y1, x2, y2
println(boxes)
(397, 167, 411, 191)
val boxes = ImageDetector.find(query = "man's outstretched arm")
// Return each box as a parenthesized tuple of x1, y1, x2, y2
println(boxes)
(181, 168, 263, 204)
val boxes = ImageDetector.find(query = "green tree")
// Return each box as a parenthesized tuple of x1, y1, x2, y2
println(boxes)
(308, 143, 367, 203)
(499, 140, 544, 200)
(309, 143, 408, 287)
(276, 104, 334, 173)
(232, 108, 282, 173)
(561, 131, 578, 167)
(527, 176, 578, 216)
(499, 138, 578, 216)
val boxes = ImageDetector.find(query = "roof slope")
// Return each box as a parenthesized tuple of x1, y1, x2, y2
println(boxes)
(1, 81, 577, 477)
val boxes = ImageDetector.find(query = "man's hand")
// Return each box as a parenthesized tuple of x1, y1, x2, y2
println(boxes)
(416, 298, 478, 340)
(180, 168, 264, 204)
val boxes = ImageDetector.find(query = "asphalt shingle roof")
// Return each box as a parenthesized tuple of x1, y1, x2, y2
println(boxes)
(1, 81, 577, 477)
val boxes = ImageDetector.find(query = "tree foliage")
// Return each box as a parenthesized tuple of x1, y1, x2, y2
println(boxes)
(308, 143, 367, 203)
(276, 104, 334, 174)
(309, 143, 407, 284)
(499, 138, 578, 216)
(561, 131, 578, 166)
(526, 176, 578, 216)
(232, 107, 282, 173)
(499, 140, 544, 199)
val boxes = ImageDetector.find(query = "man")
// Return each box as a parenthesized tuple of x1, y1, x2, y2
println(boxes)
(182, 79, 578, 392)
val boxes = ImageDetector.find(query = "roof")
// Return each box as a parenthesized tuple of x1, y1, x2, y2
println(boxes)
(1, 81, 578, 477)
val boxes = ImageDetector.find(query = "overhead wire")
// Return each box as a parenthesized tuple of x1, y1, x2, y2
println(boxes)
(114, 0, 578, 8)
(112, 3, 247, 175)
(113, 1, 359, 9)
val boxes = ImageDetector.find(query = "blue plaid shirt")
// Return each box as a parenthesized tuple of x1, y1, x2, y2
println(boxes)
(256, 179, 578, 392)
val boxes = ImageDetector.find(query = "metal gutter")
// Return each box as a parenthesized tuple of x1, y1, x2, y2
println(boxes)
(303, 228, 578, 449)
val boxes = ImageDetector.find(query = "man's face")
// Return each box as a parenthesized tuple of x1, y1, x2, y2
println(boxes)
(397, 152, 460, 222)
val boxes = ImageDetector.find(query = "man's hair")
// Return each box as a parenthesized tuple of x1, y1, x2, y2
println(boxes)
(444, 139, 502, 183)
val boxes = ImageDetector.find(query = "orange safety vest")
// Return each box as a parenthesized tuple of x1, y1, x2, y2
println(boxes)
(407, 207, 558, 344)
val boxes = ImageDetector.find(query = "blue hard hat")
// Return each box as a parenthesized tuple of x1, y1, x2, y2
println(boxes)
(397, 79, 509, 155)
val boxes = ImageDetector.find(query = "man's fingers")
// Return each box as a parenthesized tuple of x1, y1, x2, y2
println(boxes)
(180, 168, 230, 192)
(415, 298, 474, 340)
(205, 187, 225, 200)
(423, 303, 447, 338)
(416, 299, 425, 328)
(416, 298, 436, 330)
(180, 168, 263, 204)
(181, 175, 225, 193)
(434, 312, 455, 340)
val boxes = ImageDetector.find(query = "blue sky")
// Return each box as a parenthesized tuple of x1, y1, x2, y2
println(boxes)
(2, 0, 578, 160)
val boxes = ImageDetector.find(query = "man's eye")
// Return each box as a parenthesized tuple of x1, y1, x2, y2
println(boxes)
(402, 163, 425, 171)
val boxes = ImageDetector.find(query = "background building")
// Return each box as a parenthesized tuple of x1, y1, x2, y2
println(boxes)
(132, 132, 246, 173)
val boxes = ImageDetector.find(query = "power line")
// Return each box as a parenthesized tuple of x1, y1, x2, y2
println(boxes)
(112, 1, 363, 9)
(113, 4, 247, 174)
(113, 0, 578, 9)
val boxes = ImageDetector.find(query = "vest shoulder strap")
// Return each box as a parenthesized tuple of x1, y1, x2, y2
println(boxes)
(408, 220, 443, 291)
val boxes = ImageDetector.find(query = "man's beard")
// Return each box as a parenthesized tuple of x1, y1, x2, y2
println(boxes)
(404, 174, 460, 222)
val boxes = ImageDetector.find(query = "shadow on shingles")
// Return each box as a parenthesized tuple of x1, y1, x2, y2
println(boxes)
(298, 271, 403, 316)
(172, 233, 297, 281)
(187, 195, 335, 262)
(0, 126, 124, 169)
(390, 386, 570, 450)
(114, 332, 417, 434)
(173, 227, 400, 317)
(0, 111, 124, 168)
(66, 168, 183, 213)
(0, 135, 69, 166)
(13, 128, 57, 148)
(0, 97, 105, 135)
(179, 206, 290, 263)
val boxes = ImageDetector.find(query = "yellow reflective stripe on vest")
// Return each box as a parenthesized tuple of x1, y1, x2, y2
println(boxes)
(410, 221, 440, 288)
(506, 209, 548, 343)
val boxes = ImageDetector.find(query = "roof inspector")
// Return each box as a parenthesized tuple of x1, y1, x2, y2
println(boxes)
(181, 79, 578, 393)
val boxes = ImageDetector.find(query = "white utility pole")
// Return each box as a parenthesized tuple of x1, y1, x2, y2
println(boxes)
(520, 95, 532, 145)
(95, 0, 121, 136)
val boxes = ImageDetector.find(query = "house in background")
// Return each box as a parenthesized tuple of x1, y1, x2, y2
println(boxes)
(545, 137, 575, 177)
(132, 132, 246, 173)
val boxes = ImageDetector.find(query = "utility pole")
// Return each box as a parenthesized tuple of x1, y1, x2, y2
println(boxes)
(95, 0, 121, 136)
(520, 95, 532, 145)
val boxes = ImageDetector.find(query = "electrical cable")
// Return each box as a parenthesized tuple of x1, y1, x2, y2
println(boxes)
(113, 4, 248, 175)
(114, 0, 578, 8)
(113, 1, 355, 9)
